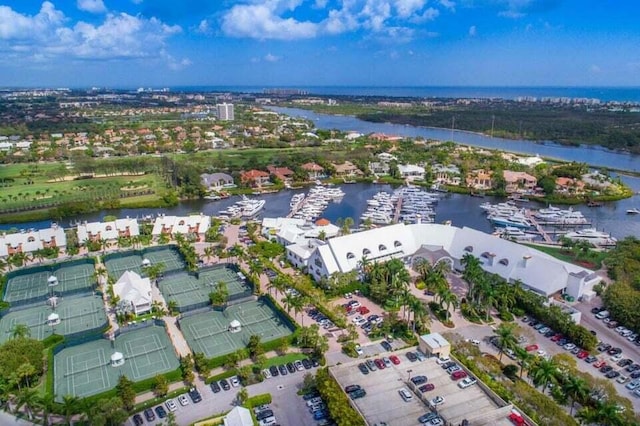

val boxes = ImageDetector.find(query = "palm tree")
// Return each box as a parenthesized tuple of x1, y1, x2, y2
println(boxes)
(36, 392, 56, 426)
(10, 324, 30, 339)
(495, 323, 517, 361)
(439, 288, 458, 322)
(576, 406, 599, 425)
(203, 246, 214, 264)
(339, 217, 354, 235)
(563, 376, 588, 415)
(60, 394, 81, 425)
(593, 400, 623, 426)
(290, 295, 305, 325)
(514, 347, 535, 380)
(14, 387, 39, 420)
(282, 292, 296, 315)
(530, 358, 558, 394)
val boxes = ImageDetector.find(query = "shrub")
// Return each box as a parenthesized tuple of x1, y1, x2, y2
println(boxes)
(499, 310, 514, 322)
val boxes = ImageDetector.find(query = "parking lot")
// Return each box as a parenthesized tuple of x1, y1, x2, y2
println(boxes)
(330, 348, 514, 426)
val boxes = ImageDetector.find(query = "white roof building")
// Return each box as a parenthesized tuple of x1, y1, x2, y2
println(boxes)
(223, 406, 253, 426)
(77, 218, 139, 243)
(398, 164, 425, 179)
(306, 223, 600, 300)
(0, 225, 66, 257)
(517, 155, 545, 167)
(152, 214, 210, 241)
(113, 271, 152, 315)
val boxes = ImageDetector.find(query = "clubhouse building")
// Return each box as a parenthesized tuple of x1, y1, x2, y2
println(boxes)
(296, 223, 600, 300)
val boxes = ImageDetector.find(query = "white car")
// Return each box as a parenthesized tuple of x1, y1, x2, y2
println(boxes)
(354, 317, 367, 326)
(165, 399, 178, 412)
(563, 343, 576, 351)
(458, 377, 477, 389)
(430, 396, 445, 407)
(294, 360, 305, 371)
(355, 345, 364, 355)
(436, 356, 450, 365)
(230, 376, 240, 387)
(537, 350, 547, 357)
(352, 315, 364, 324)
(262, 369, 272, 379)
(625, 380, 640, 390)
(610, 353, 624, 363)
(177, 394, 189, 406)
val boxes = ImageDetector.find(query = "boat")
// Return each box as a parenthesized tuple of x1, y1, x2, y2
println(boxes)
(500, 226, 537, 241)
(489, 212, 532, 229)
(626, 208, 640, 215)
(204, 194, 222, 201)
(289, 193, 305, 209)
(564, 228, 617, 247)
(587, 201, 603, 207)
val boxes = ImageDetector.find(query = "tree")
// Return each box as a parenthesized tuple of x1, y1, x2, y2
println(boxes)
(14, 387, 39, 420)
(495, 323, 517, 362)
(115, 375, 136, 411)
(60, 394, 81, 425)
(153, 374, 169, 397)
(209, 281, 229, 307)
(236, 388, 248, 405)
(438, 288, 458, 322)
(529, 358, 558, 394)
(36, 392, 55, 426)
(165, 411, 178, 426)
(92, 396, 129, 426)
(247, 335, 264, 359)
(10, 324, 30, 339)
(563, 375, 588, 415)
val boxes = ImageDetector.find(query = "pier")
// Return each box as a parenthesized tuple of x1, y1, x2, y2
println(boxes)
(525, 210, 554, 244)
(392, 196, 403, 223)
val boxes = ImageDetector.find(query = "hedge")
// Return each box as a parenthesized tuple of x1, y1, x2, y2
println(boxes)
(132, 386, 190, 413)
(244, 393, 272, 408)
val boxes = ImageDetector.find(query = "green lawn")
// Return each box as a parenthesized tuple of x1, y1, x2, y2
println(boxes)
(263, 352, 307, 368)
(524, 243, 606, 269)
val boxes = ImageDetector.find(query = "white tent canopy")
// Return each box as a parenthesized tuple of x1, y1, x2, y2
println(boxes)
(47, 275, 58, 285)
(110, 351, 125, 367)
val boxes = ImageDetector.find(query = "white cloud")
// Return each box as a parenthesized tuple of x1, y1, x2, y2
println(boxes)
(221, 2, 318, 40)
(0, 3, 183, 69)
(589, 64, 601, 74)
(314, 0, 329, 8)
(160, 49, 191, 71)
(410, 7, 439, 23)
(264, 53, 280, 62)
(468, 25, 476, 36)
(394, 0, 426, 19)
(195, 19, 211, 35)
(77, 0, 107, 14)
(438, 0, 456, 11)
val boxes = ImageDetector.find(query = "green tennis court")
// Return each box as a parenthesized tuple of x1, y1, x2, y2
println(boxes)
(3, 262, 96, 304)
(158, 266, 251, 312)
(104, 246, 185, 278)
(0, 295, 107, 343)
(179, 299, 293, 359)
(53, 324, 179, 400)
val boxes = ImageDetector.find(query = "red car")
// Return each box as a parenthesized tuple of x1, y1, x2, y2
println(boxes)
(509, 412, 526, 426)
(525, 344, 539, 352)
(576, 350, 589, 359)
(550, 334, 563, 342)
(593, 360, 606, 368)
(357, 306, 370, 315)
(451, 370, 468, 380)
(419, 383, 435, 392)
(374, 359, 386, 369)
(389, 355, 401, 365)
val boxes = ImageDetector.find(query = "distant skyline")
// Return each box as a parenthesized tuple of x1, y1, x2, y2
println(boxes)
(0, 1, 639, 88)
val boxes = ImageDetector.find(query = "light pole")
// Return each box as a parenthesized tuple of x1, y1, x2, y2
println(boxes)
(407, 369, 413, 382)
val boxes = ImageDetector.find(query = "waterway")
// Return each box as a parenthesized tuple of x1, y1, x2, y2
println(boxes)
(268, 106, 640, 173)
(2, 180, 639, 240)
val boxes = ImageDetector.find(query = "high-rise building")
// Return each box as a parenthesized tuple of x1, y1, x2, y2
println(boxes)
(216, 103, 235, 121)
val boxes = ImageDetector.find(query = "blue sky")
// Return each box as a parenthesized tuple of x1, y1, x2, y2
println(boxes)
(0, 0, 639, 87)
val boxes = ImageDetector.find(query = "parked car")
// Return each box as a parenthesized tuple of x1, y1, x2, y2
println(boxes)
(358, 363, 370, 375)
(262, 369, 272, 379)
(210, 381, 221, 393)
(269, 365, 279, 377)
(525, 344, 539, 352)
(366, 359, 377, 371)
(278, 365, 288, 376)
(188, 387, 202, 403)
(415, 351, 427, 361)
(286, 362, 296, 374)
(302, 358, 312, 369)
(220, 379, 231, 391)
(585, 355, 598, 363)
(411, 375, 428, 385)
(381, 340, 392, 351)
(230, 376, 241, 387)
(345, 384, 362, 393)
(577, 350, 589, 359)
(143, 408, 156, 422)
(418, 412, 439, 424)
(178, 394, 189, 406)
(165, 399, 177, 412)
(406, 352, 418, 362)
(390, 355, 401, 365)
(419, 383, 435, 392)
(458, 377, 477, 388)
(430, 396, 445, 407)
(436, 356, 450, 365)
(593, 360, 607, 368)
(374, 358, 386, 369)
(350, 389, 367, 399)
(451, 370, 468, 380)
(132, 414, 144, 426)
(154, 406, 167, 419)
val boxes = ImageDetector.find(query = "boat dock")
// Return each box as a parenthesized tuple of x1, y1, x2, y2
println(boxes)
(524, 211, 554, 244)
(393, 196, 403, 223)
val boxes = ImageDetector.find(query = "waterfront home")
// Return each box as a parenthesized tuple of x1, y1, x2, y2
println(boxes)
(201, 173, 235, 191)
(152, 214, 210, 242)
(0, 224, 66, 257)
(581, 172, 613, 190)
(332, 161, 363, 179)
(240, 169, 270, 188)
(267, 165, 295, 185)
(465, 169, 494, 190)
(304, 222, 600, 300)
(261, 218, 306, 241)
(77, 218, 140, 243)
(517, 155, 545, 167)
(262, 217, 340, 246)
(503, 170, 537, 194)
(301, 162, 325, 180)
(398, 164, 425, 181)
(432, 164, 461, 186)
(113, 271, 152, 315)
(376, 152, 397, 162)
(368, 161, 390, 176)
(555, 177, 586, 195)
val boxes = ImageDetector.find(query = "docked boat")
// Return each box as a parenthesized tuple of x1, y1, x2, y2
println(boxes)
(500, 226, 537, 241)
(289, 193, 305, 209)
(626, 208, 640, 215)
(564, 228, 617, 247)
(489, 212, 532, 229)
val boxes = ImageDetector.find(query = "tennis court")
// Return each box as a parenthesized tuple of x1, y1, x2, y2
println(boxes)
(3, 261, 96, 305)
(53, 324, 179, 400)
(0, 295, 107, 344)
(179, 299, 293, 358)
(103, 246, 185, 279)
(158, 266, 252, 312)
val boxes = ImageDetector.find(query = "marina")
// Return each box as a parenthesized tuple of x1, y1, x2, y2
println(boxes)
(286, 185, 345, 221)
(218, 195, 266, 219)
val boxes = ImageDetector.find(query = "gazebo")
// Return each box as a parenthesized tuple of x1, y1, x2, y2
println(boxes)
(142, 258, 151, 267)
(47, 276, 58, 286)
(47, 312, 60, 326)
(229, 319, 242, 333)
(110, 352, 125, 367)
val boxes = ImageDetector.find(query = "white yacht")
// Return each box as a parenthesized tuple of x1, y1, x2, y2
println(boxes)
(289, 193, 305, 209)
(564, 228, 617, 247)
(489, 212, 532, 229)
(626, 208, 640, 215)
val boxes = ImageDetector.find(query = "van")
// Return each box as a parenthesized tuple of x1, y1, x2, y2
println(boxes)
(596, 311, 610, 320)
(398, 388, 413, 402)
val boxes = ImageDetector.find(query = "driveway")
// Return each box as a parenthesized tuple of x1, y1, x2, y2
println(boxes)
(128, 366, 318, 426)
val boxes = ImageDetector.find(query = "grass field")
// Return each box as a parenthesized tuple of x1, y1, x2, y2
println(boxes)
(524, 243, 606, 269)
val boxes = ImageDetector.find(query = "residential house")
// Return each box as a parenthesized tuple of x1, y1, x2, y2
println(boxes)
(466, 169, 494, 190)
(240, 170, 270, 187)
(555, 177, 586, 194)
(201, 173, 235, 191)
(152, 214, 210, 242)
(503, 171, 538, 194)
(332, 161, 363, 179)
(77, 218, 140, 243)
(0, 224, 66, 257)
(432, 164, 461, 186)
(113, 271, 152, 315)
(301, 162, 325, 180)
(398, 164, 425, 181)
(267, 165, 295, 185)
